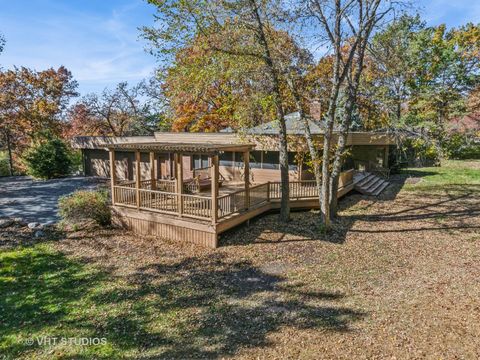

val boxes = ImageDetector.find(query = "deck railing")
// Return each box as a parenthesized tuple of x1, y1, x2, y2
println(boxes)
(139, 189, 178, 214)
(114, 179, 334, 222)
(268, 180, 318, 200)
(113, 186, 137, 206)
(117, 179, 176, 192)
(218, 188, 247, 218)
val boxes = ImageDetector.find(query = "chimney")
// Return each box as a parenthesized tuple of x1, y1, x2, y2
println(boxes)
(309, 100, 322, 121)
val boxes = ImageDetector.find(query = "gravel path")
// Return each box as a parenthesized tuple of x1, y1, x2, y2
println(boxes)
(0, 176, 102, 224)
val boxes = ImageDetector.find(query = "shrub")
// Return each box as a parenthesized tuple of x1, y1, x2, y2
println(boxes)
(442, 133, 480, 160)
(69, 149, 83, 174)
(23, 137, 73, 179)
(401, 138, 440, 167)
(59, 190, 111, 226)
(0, 151, 11, 176)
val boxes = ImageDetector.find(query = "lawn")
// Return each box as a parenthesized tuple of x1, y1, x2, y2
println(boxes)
(1, 160, 479, 359)
(402, 159, 480, 191)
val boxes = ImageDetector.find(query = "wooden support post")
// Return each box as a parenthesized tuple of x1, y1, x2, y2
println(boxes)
(175, 153, 183, 216)
(149, 151, 156, 190)
(244, 150, 250, 209)
(135, 150, 141, 209)
(109, 149, 116, 205)
(384, 145, 390, 168)
(211, 154, 219, 225)
(266, 181, 270, 202)
(298, 157, 303, 181)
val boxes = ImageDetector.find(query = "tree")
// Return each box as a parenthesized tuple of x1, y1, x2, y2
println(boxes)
(162, 29, 304, 132)
(293, 0, 394, 229)
(363, 14, 425, 125)
(405, 23, 480, 140)
(0, 33, 5, 54)
(22, 135, 73, 179)
(0, 66, 78, 174)
(329, 3, 395, 217)
(143, 0, 304, 221)
(164, 34, 269, 132)
(70, 82, 154, 137)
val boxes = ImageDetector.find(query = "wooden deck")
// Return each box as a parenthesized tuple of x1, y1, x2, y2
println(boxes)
(112, 170, 357, 248)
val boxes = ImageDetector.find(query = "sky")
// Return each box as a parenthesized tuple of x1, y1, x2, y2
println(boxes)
(0, 0, 479, 96)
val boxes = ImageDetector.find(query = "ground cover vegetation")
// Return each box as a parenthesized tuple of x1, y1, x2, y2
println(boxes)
(1, 160, 479, 358)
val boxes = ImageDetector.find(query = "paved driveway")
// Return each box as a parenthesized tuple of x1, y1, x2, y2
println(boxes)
(0, 176, 103, 224)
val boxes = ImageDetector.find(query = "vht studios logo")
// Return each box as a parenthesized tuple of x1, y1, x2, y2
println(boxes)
(25, 337, 107, 346)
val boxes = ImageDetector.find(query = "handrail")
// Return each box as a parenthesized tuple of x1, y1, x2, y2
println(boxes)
(114, 176, 349, 222)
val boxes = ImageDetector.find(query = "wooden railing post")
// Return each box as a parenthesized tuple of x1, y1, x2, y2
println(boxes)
(150, 151, 156, 190)
(211, 154, 219, 225)
(109, 149, 116, 205)
(175, 153, 184, 216)
(135, 150, 141, 209)
(244, 150, 250, 209)
(266, 181, 270, 202)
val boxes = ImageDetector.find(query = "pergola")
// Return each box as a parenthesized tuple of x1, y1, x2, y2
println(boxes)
(106, 141, 254, 224)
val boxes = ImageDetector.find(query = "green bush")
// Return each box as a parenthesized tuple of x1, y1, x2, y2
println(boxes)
(69, 149, 83, 174)
(0, 151, 11, 176)
(23, 137, 73, 179)
(401, 138, 440, 167)
(59, 190, 111, 226)
(442, 133, 480, 160)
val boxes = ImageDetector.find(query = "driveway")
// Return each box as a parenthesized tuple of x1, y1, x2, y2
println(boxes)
(0, 176, 104, 224)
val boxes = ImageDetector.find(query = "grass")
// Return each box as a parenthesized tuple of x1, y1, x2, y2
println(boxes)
(1, 160, 480, 359)
(402, 159, 480, 191)
(0, 245, 118, 359)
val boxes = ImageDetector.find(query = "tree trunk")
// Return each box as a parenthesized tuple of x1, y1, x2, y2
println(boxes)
(320, 71, 343, 229)
(329, 96, 354, 217)
(288, 78, 323, 210)
(249, 0, 290, 221)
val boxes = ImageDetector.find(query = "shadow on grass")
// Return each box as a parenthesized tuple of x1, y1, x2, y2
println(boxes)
(1, 245, 363, 359)
(91, 254, 364, 358)
(220, 174, 480, 247)
(0, 245, 106, 358)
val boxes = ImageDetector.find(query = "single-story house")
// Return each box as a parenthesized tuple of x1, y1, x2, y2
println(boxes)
(71, 115, 396, 248)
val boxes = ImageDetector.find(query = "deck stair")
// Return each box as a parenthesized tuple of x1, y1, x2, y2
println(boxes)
(353, 172, 389, 196)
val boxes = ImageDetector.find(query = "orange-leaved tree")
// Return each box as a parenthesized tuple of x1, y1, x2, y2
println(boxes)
(0, 66, 78, 174)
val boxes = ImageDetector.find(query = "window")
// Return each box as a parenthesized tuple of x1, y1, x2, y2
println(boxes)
(250, 151, 262, 169)
(234, 152, 244, 167)
(219, 152, 233, 167)
(262, 151, 279, 170)
(288, 152, 298, 171)
(191, 155, 209, 170)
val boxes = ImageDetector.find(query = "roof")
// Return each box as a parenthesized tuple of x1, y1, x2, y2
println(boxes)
(71, 136, 155, 149)
(239, 112, 335, 135)
(105, 142, 254, 155)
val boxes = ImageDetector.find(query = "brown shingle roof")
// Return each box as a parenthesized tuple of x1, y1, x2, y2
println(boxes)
(105, 142, 254, 154)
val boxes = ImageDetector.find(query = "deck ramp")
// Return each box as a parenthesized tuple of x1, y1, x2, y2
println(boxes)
(354, 172, 389, 196)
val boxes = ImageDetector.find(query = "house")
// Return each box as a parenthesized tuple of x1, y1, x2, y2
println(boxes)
(72, 117, 395, 248)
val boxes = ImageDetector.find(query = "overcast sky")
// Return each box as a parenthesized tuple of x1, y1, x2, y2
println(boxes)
(0, 0, 479, 96)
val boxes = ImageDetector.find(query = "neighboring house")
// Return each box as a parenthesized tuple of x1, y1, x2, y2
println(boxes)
(71, 118, 395, 248)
